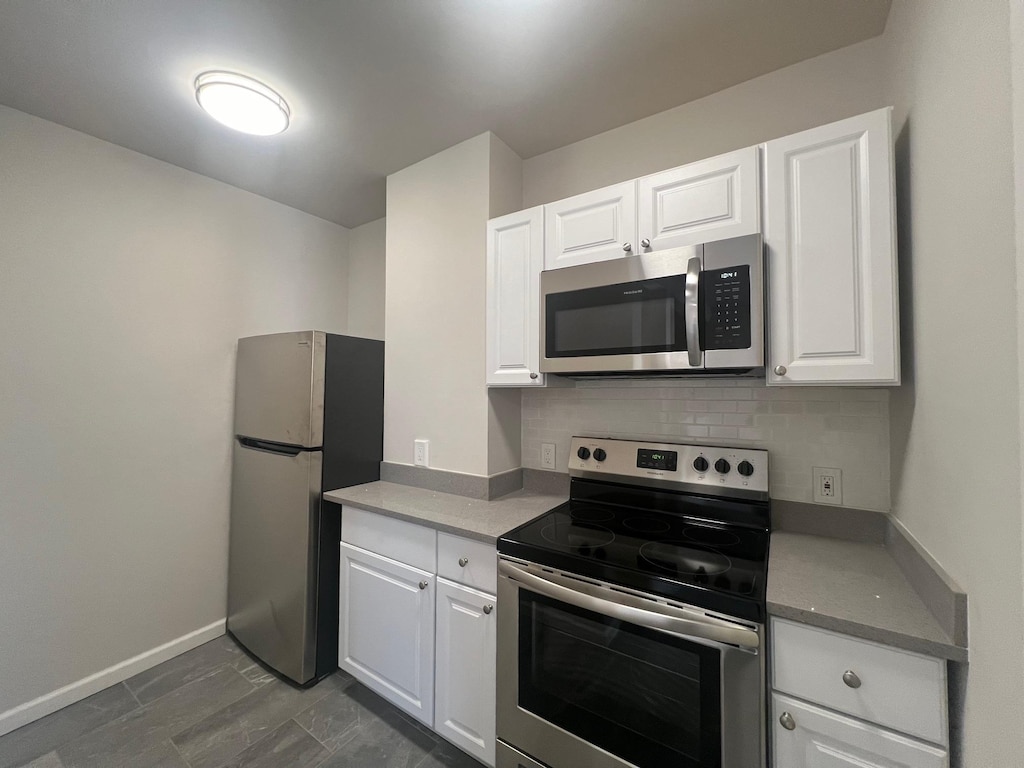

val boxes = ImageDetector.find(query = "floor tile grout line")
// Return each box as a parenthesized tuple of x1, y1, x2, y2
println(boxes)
(166, 736, 191, 768)
(122, 681, 143, 708)
(290, 717, 334, 754)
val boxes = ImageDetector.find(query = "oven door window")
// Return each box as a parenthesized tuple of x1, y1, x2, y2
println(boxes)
(545, 275, 687, 358)
(518, 591, 721, 768)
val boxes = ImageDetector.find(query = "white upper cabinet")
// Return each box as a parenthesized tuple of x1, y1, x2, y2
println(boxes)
(637, 146, 760, 252)
(543, 181, 637, 269)
(486, 207, 545, 386)
(764, 107, 900, 385)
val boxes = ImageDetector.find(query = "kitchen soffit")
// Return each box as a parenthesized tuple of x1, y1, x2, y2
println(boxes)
(0, 0, 890, 229)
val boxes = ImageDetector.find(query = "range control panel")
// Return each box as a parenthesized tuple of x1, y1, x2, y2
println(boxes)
(568, 436, 769, 497)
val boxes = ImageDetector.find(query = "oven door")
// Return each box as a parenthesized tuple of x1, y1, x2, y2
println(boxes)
(496, 559, 765, 768)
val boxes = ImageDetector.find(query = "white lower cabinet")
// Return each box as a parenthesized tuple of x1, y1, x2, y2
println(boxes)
(434, 577, 497, 766)
(770, 618, 948, 768)
(338, 542, 435, 725)
(773, 694, 948, 768)
(340, 507, 497, 766)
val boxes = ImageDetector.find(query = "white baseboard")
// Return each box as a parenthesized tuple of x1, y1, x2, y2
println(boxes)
(0, 618, 226, 738)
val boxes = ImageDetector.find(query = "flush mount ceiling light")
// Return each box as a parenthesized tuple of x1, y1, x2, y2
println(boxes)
(194, 71, 290, 136)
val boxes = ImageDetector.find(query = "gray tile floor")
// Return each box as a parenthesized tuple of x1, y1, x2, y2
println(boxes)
(0, 636, 484, 768)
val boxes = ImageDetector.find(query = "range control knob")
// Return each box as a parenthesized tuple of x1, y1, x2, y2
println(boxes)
(593, 448, 607, 462)
(737, 460, 754, 477)
(577, 446, 591, 460)
(692, 456, 709, 473)
(714, 458, 731, 474)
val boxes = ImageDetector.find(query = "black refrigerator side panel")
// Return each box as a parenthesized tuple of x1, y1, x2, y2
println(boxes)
(321, 334, 385, 490)
(315, 334, 384, 679)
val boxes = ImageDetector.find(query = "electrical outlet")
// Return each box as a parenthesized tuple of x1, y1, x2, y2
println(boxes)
(812, 466, 843, 505)
(541, 443, 556, 470)
(414, 439, 429, 467)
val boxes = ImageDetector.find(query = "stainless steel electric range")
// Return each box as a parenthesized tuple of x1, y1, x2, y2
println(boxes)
(496, 437, 770, 768)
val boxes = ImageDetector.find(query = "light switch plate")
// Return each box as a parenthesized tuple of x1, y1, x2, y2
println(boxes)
(812, 466, 842, 505)
(541, 443, 556, 470)
(414, 439, 429, 467)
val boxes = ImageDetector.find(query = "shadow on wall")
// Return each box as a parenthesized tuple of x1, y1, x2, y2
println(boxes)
(888, 117, 915, 512)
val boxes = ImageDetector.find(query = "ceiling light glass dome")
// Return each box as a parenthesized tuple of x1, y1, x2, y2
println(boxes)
(194, 71, 290, 136)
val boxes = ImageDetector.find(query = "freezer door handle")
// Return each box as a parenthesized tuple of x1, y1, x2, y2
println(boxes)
(236, 437, 304, 456)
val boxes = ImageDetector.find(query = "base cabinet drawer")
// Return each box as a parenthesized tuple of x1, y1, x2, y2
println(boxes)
(772, 694, 948, 768)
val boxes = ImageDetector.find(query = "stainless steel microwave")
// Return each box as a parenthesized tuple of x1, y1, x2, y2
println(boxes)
(540, 233, 764, 376)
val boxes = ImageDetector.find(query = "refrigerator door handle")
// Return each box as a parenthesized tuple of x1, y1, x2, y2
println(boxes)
(236, 437, 304, 457)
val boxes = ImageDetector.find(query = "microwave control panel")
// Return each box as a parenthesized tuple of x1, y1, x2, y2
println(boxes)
(701, 264, 752, 350)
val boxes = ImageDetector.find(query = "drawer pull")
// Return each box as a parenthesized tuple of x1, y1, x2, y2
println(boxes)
(419, 581, 428, 590)
(459, 557, 469, 567)
(483, 604, 494, 615)
(779, 712, 796, 731)
(842, 670, 862, 689)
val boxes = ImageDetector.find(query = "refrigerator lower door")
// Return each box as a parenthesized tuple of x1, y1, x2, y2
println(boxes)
(228, 439, 323, 685)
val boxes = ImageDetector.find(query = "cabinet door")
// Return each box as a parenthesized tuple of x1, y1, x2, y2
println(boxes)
(772, 694, 948, 768)
(434, 578, 496, 767)
(637, 146, 759, 252)
(486, 207, 545, 386)
(764, 107, 900, 385)
(339, 542, 435, 726)
(544, 181, 637, 269)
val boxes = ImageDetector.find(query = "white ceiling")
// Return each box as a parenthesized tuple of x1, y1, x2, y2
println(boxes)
(0, 1, 891, 228)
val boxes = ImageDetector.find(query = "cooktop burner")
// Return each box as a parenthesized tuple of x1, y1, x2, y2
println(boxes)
(498, 437, 771, 623)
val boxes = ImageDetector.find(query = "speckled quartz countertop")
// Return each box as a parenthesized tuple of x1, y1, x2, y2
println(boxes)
(323, 481, 566, 544)
(768, 532, 966, 662)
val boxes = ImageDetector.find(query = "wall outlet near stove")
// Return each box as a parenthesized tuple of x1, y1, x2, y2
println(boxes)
(812, 466, 842, 505)
(541, 443, 556, 470)
(414, 439, 429, 467)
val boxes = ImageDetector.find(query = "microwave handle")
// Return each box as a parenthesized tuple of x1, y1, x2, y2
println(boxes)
(685, 255, 702, 367)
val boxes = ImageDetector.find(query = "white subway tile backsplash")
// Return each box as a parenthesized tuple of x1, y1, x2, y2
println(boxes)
(522, 379, 891, 511)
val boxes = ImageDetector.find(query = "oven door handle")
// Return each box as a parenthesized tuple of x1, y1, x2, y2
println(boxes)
(499, 561, 760, 651)
(685, 255, 703, 368)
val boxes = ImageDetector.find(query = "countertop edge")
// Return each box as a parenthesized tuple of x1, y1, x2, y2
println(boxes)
(767, 601, 968, 663)
(323, 493, 500, 544)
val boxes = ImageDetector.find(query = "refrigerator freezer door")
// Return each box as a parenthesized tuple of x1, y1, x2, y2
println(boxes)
(227, 439, 323, 685)
(234, 331, 326, 448)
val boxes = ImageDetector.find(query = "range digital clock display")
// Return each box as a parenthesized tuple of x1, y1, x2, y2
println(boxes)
(636, 449, 677, 471)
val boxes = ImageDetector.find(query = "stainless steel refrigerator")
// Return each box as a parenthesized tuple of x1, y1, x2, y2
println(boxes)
(227, 330, 384, 686)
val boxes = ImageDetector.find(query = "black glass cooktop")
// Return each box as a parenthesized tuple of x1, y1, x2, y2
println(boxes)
(499, 486, 770, 623)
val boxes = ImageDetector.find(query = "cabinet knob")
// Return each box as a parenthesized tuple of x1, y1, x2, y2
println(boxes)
(640, 238, 651, 248)
(779, 711, 796, 731)
(774, 365, 788, 376)
(483, 604, 494, 615)
(622, 242, 632, 252)
(458, 557, 469, 567)
(418, 580, 428, 590)
(529, 372, 539, 380)
(842, 670, 862, 689)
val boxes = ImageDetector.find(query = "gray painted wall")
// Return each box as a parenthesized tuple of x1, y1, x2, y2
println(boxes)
(0, 105, 351, 716)
(884, 1, 1024, 763)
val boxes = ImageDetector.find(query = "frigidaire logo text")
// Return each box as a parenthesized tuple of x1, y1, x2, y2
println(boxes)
(623, 289, 643, 295)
